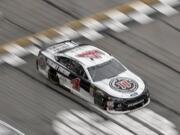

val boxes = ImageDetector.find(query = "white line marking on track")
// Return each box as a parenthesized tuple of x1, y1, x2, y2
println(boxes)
(57, 111, 105, 135)
(55, 110, 135, 135)
(72, 110, 133, 135)
(53, 120, 80, 135)
(153, 3, 178, 16)
(79, 29, 104, 41)
(130, 1, 155, 15)
(103, 121, 135, 135)
(2, 54, 26, 66)
(28, 37, 42, 47)
(26, 46, 40, 56)
(105, 9, 131, 23)
(36, 35, 52, 44)
(129, 108, 179, 135)
(81, 18, 105, 31)
(159, 0, 180, 6)
(53, 36, 70, 43)
(71, 110, 105, 121)
(129, 12, 154, 24)
(72, 110, 134, 135)
(104, 20, 129, 32)
(57, 27, 80, 39)
(0, 120, 25, 135)
(107, 113, 158, 135)
(3, 44, 28, 56)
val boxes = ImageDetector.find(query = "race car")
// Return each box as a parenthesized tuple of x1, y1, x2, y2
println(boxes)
(36, 40, 150, 113)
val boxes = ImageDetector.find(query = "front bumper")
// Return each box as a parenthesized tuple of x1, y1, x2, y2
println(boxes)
(106, 89, 150, 114)
(107, 97, 150, 114)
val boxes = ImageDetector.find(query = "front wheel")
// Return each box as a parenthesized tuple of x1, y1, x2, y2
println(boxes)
(94, 91, 106, 109)
(48, 68, 59, 85)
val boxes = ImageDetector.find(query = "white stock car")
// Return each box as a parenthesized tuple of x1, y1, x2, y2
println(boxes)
(36, 40, 150, 113)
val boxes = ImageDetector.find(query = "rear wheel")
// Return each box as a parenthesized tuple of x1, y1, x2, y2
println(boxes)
(48, 68, 59, 85)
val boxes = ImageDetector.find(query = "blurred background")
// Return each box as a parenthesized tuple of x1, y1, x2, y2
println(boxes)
(0, 0, 180, 134)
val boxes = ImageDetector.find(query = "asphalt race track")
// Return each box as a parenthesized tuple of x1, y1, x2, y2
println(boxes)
(0, 0, 180, 135)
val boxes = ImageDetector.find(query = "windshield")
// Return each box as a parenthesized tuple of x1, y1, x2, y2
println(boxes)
(88, 58, 126, 82)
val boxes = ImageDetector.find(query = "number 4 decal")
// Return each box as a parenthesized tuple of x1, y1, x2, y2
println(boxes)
(71, 78, 80, 91)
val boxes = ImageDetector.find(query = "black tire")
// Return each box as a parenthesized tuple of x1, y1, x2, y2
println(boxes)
(48, 68, 59, 85)
(36, 59, 39, 70)
(94, 91, 106, 109)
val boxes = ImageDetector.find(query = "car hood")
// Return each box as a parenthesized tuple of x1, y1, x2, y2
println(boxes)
(93, 70, 145, 99)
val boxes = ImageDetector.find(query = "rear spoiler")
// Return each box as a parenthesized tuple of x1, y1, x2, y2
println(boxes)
(41, 40, 73, 50)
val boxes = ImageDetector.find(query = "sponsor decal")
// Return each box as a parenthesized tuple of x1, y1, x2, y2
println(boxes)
(58, 73, 67, 84)
(77, 49, 104, 59)
(109, 77, 138, 93)
(47, 59, 70, 76)
(71, 78, 80, 91)
(128, 99, 144, 107)
(130, 92, 138, 97)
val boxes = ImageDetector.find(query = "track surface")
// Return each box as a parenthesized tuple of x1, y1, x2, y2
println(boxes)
(0, 0, 180, 134)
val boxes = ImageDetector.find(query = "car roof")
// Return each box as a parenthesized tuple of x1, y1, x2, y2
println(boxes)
(64, 45, 112, 67)
(45, 40, 78, 54)
(43, 41, 112, 67)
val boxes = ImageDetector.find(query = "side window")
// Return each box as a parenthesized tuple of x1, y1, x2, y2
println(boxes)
(56, 56, 70, 66)
(76, 64, 88, 79)
(56, 56, 88, 80)
(56, 56, 73, 70)
(75, 64, 88, 80)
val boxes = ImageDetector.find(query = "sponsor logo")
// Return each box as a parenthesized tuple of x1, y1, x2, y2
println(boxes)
(130, 92, 138, 97)
(109, 77, 138, 93)
(128, 99, 144, 107)
(77, 49, 104, 59)
(71, 78, 81, 91)
(47, 59, 70, 76)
